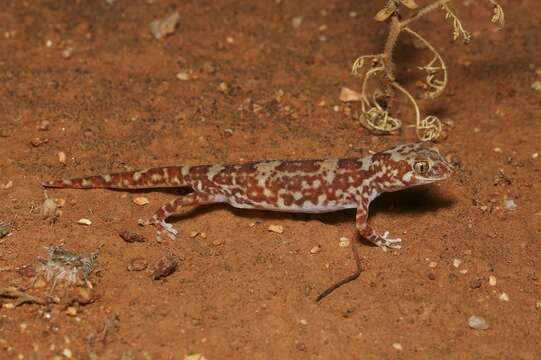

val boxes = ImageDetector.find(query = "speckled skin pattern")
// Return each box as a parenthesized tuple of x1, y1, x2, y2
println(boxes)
(43, 142, 453, 247)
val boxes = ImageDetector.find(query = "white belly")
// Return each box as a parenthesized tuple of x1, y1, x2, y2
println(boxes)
(227, 199, 358, 213)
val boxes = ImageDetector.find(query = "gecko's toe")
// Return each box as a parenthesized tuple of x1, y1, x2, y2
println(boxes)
(381, 231, 402, 250)
(154, 220, 178, 241)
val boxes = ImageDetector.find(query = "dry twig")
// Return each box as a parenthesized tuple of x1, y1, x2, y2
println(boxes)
(353, 0, 504, 141)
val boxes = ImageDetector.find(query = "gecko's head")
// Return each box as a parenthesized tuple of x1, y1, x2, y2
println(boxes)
(376, 142, 453, 192)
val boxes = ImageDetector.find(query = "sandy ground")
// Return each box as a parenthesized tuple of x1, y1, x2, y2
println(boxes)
(0, 0, 540, 359)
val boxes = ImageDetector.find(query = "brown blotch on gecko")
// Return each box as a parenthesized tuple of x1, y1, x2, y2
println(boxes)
(43, 142, 453, 300)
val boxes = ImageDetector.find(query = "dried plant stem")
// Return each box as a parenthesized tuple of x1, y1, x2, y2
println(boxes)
(353, 0, 503, 141)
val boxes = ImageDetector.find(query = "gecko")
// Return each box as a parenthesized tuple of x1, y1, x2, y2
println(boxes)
(42, 142, 453, 250)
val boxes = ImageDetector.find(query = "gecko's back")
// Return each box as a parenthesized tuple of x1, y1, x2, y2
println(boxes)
(43, 157, 373, 213)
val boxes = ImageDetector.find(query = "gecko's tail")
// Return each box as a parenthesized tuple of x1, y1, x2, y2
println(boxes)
(42, 166, 191, 189)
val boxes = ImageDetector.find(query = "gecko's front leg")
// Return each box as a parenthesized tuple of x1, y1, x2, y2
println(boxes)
(355, 200, 402, 251)
(151, 192, 224, 241)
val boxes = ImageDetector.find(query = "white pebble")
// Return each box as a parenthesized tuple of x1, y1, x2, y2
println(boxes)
(493, 147, 502, 153)
(62, 348, 72, 358)
(77, 218, 92, 226)
(267, 224, 284, 234)
(531, 80, 541, 92)
(310, 245, 321, 254)
(339, 87, 363, 102)
(392, 343, 403, 351)
(468, 315, 489, 330)
(57, 151, 67, 164)
(532, 152, 539, 159)
(536, 300, 541, 310)
(452, 258, 462, 268)
(338, 237, 350, 248)
(488, 275, 497, 286)
(133, 197, 150, 206)
(176, 71, 190, 81)
(498, 292, 509, 302)
(184, 354, 207, 360)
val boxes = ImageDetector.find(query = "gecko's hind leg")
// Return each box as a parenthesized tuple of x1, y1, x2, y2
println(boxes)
(151, 192, 223, 241)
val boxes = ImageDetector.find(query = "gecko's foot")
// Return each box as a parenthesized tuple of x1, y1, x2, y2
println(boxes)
(378, 231, 402, 251)
(153, 220, 178, 241)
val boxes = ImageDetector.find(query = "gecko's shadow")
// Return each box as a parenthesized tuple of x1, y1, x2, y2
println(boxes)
(155, 186, 454, 247)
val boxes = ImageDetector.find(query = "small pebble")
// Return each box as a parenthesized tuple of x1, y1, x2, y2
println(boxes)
(77, 218, 92, 226)
(212, 239, 224, 246)
(61, 47, 75, 59)
(469, 278, 482, 289)
(119, 230, 146, 243)
(152, 255, 178, 280)
(392, 343, 403, 351)
(62, 348, 72, 358)
(127, 257, 148, 272)
(184, 354, 207, 360)
(493, 147, 502, 153)
(310, 245, 321, 254)
(3, 303, 15, 309)
(267, 224, 284, 234)
(299, 319, 308, 325)
(338, 237, 350, 248)
(536, 300, 541, 310)
(1, 180, 13, 189)
(504, 199, 517, 211)
(488, 275, 497, 286)
(133, 197, 150, 206)
(452, 258, 462, 268)
(31, 137, 48, 147)
(65, 307, 77, 316)
(176, 71, 190, 81)
(57, 151, 66, 164)
(218, 82, 228, 92)
(532, 153, 539, 159)
(498, 292, 509, 302)
(428, 261, 438, 268)
(339, 87, 363, 102)
(291, 16, 303, 28)
(76, 288, 95, 305)
(149, 12, 180, 39)
(37, 120, 51, 131)
(531, 80, 541, 92)
(468, 315, 489, 330)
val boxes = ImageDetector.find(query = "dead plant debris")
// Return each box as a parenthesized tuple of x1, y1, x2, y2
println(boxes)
(353, 0, 504, 141)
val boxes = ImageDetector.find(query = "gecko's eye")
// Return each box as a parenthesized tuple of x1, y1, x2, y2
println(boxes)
(413, 160, 430, 174)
